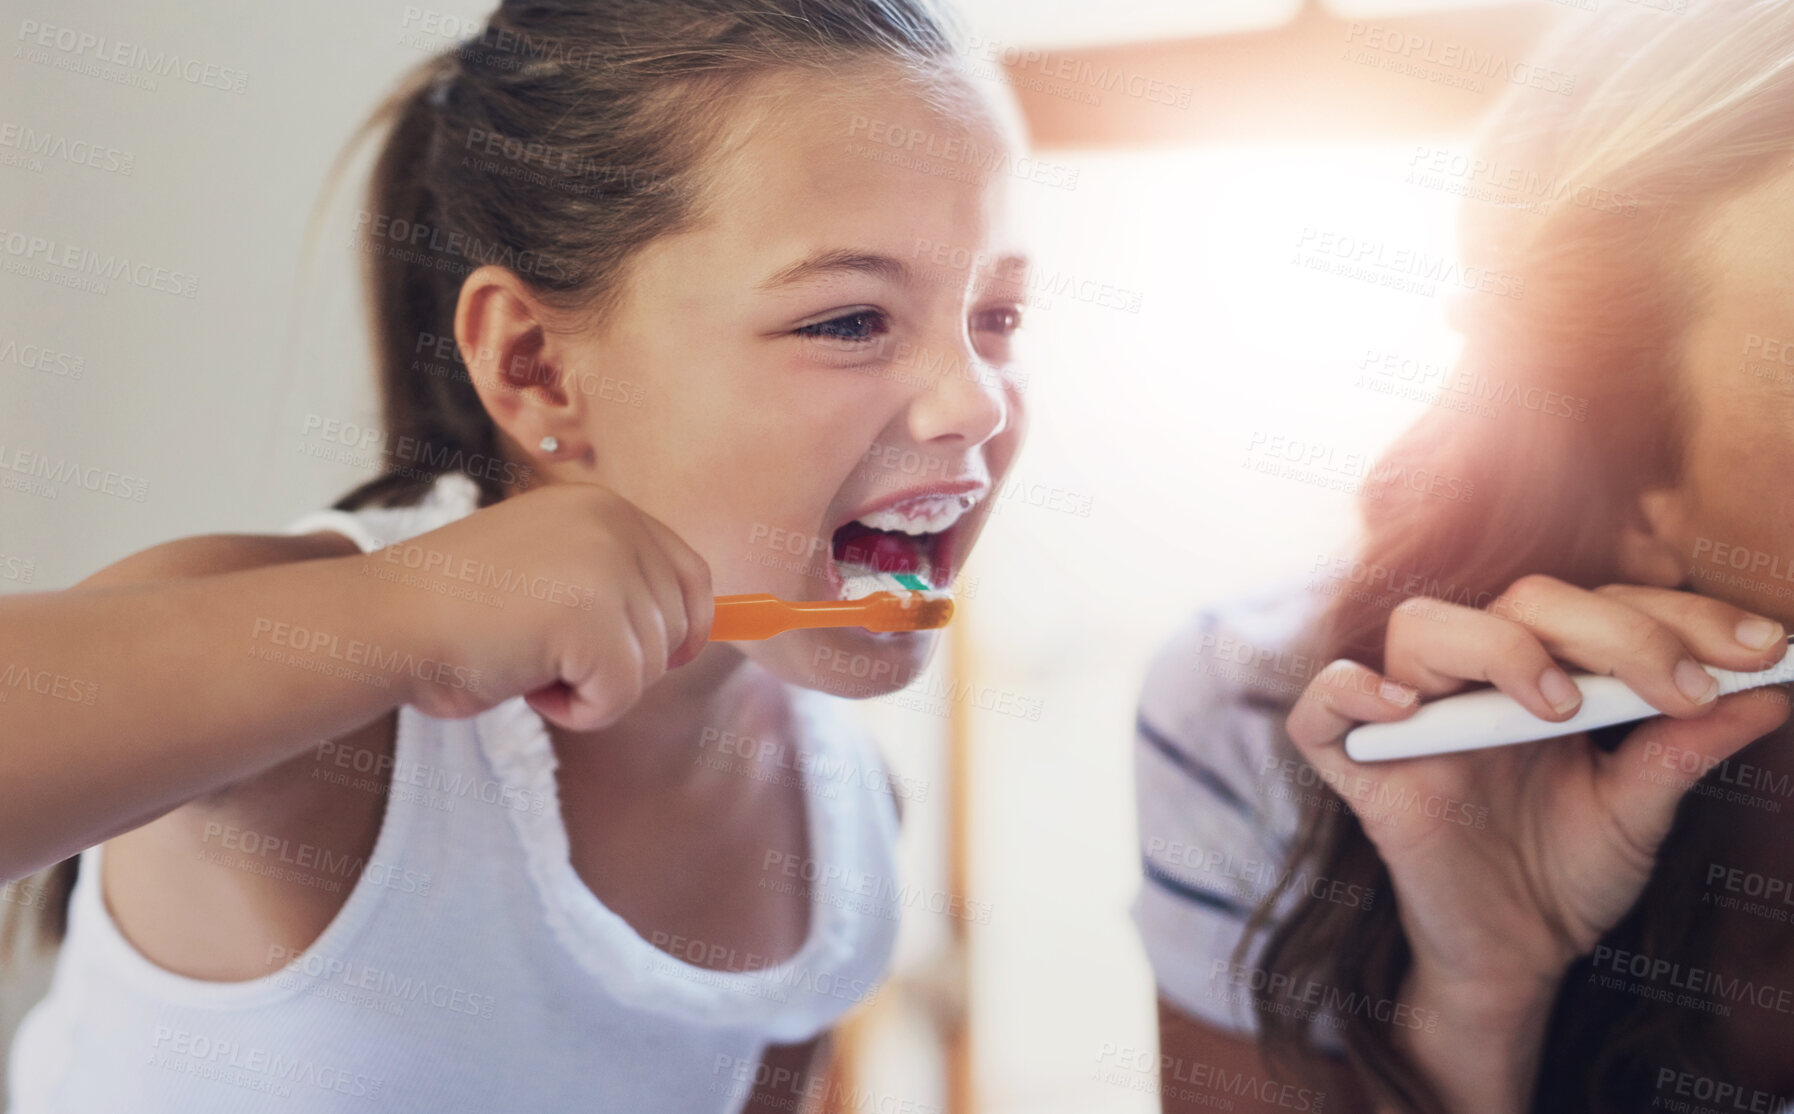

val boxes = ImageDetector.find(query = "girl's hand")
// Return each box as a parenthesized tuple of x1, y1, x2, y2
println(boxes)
(1286, 577, 1790, 998)
(362, 481, 714, 731)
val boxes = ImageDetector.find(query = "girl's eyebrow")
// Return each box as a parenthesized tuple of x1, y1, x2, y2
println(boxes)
(756, 249, 915, 292)
(756, 248, 1032, 292)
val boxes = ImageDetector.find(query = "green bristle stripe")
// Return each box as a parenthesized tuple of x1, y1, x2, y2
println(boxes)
(893, 573, 929, 591)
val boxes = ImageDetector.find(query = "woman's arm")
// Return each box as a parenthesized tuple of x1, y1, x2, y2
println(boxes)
(1157, 996, 1369, 1113)
(1158, 981, 1553, 1114)
(1378, 970, 1561, 1114)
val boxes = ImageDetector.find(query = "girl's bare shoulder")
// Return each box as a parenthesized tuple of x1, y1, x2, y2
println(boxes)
(77, 526, 394, 981)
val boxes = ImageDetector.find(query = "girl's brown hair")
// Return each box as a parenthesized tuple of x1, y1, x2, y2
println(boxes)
(337, 0, 965, 514)
(1243, 1, 1794, 1109)
(2, 0, 966, 963)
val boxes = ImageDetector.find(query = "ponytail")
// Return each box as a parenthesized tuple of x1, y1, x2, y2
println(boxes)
(335, 54, 508, 513)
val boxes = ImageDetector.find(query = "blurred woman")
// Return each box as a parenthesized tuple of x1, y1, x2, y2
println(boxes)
(1136, 1, 1794, 1110)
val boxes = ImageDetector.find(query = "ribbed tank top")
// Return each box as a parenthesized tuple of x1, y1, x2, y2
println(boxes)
(7, 472, 903, 1113)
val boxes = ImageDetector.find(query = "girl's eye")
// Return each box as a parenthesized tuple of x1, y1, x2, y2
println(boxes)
(795, 309, 890, 344)
(974, 305, 1024, 336)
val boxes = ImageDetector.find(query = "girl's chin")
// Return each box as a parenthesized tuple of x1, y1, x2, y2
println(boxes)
(752, 625, 940, 699)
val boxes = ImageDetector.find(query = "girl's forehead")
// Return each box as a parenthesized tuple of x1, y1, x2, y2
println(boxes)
(721, 62, 1015, 173)
(706, 84, 1016, 227)
(621, 66, 1029, 294)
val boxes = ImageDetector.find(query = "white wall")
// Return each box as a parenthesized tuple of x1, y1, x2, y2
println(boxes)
(2, 1, 502, 583)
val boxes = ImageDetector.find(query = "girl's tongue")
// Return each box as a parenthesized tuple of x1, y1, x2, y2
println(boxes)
(832, 521, 928, 574)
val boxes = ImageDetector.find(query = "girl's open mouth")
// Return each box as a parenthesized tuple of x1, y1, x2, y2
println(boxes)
(823, 484, 986, 600)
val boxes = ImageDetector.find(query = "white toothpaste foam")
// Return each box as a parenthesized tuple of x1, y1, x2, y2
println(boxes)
(838, 562, 951, 602)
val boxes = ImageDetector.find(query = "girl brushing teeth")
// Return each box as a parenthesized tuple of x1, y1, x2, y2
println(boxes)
(830, 480, 988, 605)
(2, 1, 1028, 1109)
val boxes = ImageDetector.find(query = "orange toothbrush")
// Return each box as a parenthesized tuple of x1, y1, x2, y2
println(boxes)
(710, 574, 953, 640)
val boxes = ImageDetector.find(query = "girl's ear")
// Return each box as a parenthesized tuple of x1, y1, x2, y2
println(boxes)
(1616, 486, 1693, 588)
(454, 264, 589, 474)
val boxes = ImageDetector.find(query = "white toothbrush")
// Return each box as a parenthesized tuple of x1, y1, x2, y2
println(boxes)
(1344, 640, 1794, 762)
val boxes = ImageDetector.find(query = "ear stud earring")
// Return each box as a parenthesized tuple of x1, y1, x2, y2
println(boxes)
(539, 436, 559, 453)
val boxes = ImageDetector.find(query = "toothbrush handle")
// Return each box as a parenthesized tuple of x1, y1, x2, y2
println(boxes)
(1343, 662, 1794, 763)
(1343, 643, 1794, 762)
(1344, 675, 1660, 762)
(709, 595, 792, 641)
(708, 594, 892, 641)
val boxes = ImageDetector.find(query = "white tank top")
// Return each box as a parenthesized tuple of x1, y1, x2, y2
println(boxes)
(7, 471, 903, 1113)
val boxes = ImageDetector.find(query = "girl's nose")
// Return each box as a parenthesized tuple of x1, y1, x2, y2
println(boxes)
(905, 343, 1008, 448)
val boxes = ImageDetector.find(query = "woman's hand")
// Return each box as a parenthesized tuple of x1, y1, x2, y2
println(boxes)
(1286, 578, 1789, 1111)
(1289, 577, 1788, 988)
(363, 481, 715, 731)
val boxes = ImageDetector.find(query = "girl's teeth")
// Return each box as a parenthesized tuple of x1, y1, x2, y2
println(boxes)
(855, 496, 971, 535)
(840, 559, 936, 600)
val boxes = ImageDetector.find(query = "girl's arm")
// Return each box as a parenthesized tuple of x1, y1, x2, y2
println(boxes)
(1, 480, 715, 883)
(0, 535, 433, 881)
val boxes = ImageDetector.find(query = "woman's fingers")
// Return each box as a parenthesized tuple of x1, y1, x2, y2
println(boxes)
(1381, 576, 1789, 731)
(1383, 598, 1586, 722)
(1587, 582, 1786, 671)
(1286, 661, 1435, 840)
(1487, 576, 1784, 718)
(1286, 659, 1420, 771)
(1596, 687, 1793, 854)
